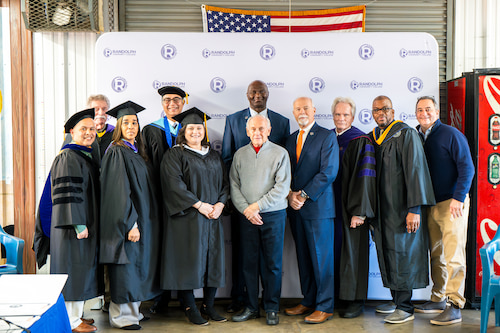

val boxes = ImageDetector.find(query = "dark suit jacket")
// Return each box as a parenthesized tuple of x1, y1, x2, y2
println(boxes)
(286, 122, 339, 219)
(221, 108, 290, 169)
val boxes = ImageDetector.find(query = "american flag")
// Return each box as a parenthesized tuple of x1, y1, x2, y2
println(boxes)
(202, 5, 365, 33)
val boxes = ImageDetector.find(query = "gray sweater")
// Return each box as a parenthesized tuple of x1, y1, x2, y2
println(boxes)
(230, 140, 291, 214)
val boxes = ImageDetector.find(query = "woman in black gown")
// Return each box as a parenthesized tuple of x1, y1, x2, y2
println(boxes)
(100, 101, 161, 330)
(160, 108, 229, 326)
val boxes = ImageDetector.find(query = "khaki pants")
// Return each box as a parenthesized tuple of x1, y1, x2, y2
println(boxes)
(428, 195, 469, 308)
(65, 301, 84, 330)
(109, 301, 143, 328)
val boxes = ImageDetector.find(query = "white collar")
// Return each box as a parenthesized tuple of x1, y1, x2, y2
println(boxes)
(335, 126, 352, 136)
(249, 108, 268, 118)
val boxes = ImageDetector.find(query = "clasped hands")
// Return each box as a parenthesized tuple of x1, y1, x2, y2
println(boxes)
(243, 202, 262, 225)
(288, 191, 306, 210)
(194, 201, 225, 220)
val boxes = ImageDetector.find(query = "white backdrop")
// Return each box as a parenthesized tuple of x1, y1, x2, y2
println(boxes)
(96, 32, 438, 299)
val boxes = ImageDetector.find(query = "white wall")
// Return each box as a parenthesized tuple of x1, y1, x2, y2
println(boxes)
(451, 0, 500, 79)
(33, 32, 98, 200)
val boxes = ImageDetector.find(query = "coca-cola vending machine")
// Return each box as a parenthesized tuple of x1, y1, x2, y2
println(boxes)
(447, 68, 500, 307)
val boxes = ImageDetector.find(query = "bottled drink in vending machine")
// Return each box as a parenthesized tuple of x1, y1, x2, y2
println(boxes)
(492, 155, 500, 179)
(492, 119, 500, 140)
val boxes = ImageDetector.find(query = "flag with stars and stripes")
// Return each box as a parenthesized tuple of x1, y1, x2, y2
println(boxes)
(201, 5, 365, 33)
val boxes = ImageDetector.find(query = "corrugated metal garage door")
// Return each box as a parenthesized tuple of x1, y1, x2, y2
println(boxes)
(122, 0, 448, 83)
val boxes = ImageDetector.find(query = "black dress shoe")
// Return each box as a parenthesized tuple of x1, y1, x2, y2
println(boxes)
(340, 301, 364, 318)
(120, 324, 141, 330)
(226, 301, 243, 313)
(201, 304, 227, 322)
(232, 308, 259, 322)
(102, 301, 110, 313)
(185, 307, 209, 326)
(266, 311, 279, 325)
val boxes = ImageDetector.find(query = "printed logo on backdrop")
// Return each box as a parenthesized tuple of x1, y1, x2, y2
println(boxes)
(358, 109, 373, 125)
(202, 48, 236, 58)
(309, 77, 325, 93)
(152, 80, 186, 90)
(111, 77, 127, 93)
(210, 77, 226, 93)
(103, 48, 137, 57)
(211, 140, 223, 153)
(315, 113, 333, 120)
(399, 112, 417, 122)
(207, 113, 226, 120)
(266, 82, 285, 89)
(407, 77, 424, 93)
(350, 80, 383, 90)
(301, 48, 334, 58)
(400, 48, 432, 58)
(161, 44, 177, 60)
(358, 44, 374, 60)
(260, 44, 275, 60)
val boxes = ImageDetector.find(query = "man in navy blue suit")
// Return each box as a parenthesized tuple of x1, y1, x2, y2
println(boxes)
(222, 80, 290, 167)
(285, 97, 339, 324)
(222, 80, 290, 313)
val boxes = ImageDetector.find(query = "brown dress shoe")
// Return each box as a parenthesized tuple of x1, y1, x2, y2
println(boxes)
(305, 310, 333, 324)
(285, 304, 314, 316)
(72, 322, 97, 332)
(81, 318, 95, 325)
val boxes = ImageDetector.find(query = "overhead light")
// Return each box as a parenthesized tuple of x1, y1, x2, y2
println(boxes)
(52, 3, 72, 26)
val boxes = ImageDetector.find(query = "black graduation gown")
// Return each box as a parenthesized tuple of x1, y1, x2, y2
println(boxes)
(333, 126, 365, 298)
(100, 144, 161, 304)
(369, 121, 435, 290)
(96, 125, 114, 158)
(339, 135, 376, 300)
(142, 124, 176, 175)
(49, 146, 103, 301)
(160, 146, 229, 290)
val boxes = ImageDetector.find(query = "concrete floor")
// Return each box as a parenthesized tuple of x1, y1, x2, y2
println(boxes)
(85, 299, 500, 332)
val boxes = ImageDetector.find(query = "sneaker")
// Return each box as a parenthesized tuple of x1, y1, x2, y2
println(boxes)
(375, 302, 396, 314)
(384, 309, 414, 324)
(414, 300, 446, 314)
(430, 303, 462, 325)
(201, 304, 227, 322)
(185, 307, 209, 326)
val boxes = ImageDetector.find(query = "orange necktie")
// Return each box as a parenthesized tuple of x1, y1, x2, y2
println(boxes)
(296, 130, 304, 163)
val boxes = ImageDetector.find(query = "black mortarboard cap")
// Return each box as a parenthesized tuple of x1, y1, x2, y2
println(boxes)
(173, 107, 211, 127)
(107, 100, 146, 120)
(64, 108, 95, 133)
(158, 86, 187, 98)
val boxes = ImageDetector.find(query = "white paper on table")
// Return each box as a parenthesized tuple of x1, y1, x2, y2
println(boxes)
(0, 274, 68, 316)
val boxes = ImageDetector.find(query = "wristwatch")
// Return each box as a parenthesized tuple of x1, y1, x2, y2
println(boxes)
(300, 190, 310, 200)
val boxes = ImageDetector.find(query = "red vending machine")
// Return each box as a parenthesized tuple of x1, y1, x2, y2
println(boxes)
(447, 68, 500, 307)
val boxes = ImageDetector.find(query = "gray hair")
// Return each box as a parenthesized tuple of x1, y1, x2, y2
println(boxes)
(293, 96, 315, 108)
(246, 114, 271, 129)
(416, 96, 439, 110)
(86, 94, 110, 108)
(331, 97, 356, 117)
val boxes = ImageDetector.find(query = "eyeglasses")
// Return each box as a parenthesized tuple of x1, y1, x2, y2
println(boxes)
(372, 107, 393, 114)
(162, 97, 183, 104)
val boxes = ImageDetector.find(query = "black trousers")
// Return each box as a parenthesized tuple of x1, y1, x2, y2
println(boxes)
(391, 289, 413, 314)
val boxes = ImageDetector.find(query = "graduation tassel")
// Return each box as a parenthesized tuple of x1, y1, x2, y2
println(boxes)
(204, 113, 209, 142)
